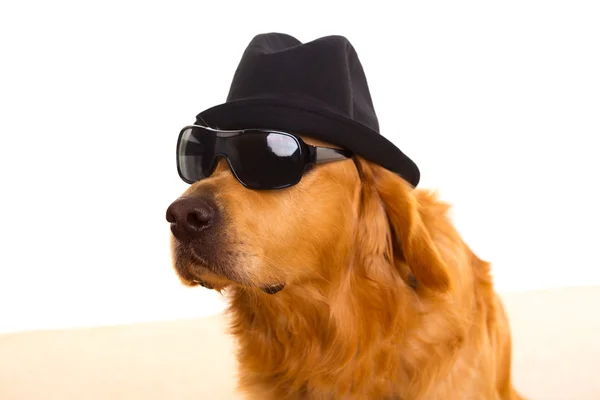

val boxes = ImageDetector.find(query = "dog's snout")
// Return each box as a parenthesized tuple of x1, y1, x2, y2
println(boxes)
(166, 196, 218, 241)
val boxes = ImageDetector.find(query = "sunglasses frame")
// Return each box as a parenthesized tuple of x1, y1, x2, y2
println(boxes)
(176, 125, 354, 190)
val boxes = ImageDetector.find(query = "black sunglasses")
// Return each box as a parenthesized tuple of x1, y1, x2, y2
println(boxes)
(176, 125, 353, 190)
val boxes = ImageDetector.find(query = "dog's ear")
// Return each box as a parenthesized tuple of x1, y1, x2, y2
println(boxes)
(355, 158, 452, 293)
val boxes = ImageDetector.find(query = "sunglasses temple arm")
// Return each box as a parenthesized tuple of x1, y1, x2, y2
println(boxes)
(313, 146, 353, 164)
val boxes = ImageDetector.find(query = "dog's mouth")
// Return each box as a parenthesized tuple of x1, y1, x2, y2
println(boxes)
(260, 283, 286, 294)
(188, 273, 286, 294)
(189, 277, 214, 289)
(174, 244, 286, 294)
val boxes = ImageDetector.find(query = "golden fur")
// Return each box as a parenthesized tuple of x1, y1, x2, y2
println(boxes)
(169, 136, 523, 399)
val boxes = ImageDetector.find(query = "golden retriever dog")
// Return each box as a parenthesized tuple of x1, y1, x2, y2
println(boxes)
(167, 135, 523, 399)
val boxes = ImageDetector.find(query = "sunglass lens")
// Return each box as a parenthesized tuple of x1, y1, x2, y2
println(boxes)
(177, 127, 216, 183)
(229, 132, 304, 189)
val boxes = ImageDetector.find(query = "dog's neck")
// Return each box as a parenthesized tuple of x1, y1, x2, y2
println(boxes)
(226, 255, 419, 399)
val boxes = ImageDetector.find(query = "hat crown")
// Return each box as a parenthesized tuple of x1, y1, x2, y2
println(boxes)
(197, 33, 420, 187)
(226, 33, 379, 133)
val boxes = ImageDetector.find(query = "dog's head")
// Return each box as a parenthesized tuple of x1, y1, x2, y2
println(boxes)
(167, 136, 451, 295)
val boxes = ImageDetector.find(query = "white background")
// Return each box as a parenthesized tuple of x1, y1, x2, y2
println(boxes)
(0, 0, 598, 334)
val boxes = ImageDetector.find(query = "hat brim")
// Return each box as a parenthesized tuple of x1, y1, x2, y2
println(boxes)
(197, 97, 420, 187)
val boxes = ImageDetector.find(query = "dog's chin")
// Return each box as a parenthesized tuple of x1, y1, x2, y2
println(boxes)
(181, 270, 286, 294)
(183, 273, 230, 291)
(174, 253, 287, 295)
(176, 258, 232, 291)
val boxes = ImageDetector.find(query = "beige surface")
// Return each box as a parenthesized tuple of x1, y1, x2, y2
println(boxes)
(1, 286, 599, 400)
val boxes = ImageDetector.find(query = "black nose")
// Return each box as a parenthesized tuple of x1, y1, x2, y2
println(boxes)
(166, 196, 217, 241)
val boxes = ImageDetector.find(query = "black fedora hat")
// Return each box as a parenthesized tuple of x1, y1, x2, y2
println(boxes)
(196, 33, 420, 187)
